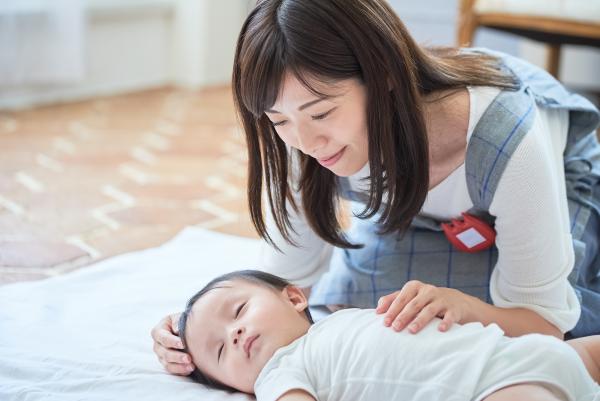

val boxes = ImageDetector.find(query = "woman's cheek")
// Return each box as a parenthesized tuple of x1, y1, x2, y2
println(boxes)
(274, 127, 297, 147)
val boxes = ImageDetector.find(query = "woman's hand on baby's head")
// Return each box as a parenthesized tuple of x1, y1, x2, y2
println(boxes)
(151, 312, 195, 375)
(375, 281, 473, 334)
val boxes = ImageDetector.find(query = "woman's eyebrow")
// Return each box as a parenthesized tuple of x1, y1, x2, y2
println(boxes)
(266, 96, 336, 114)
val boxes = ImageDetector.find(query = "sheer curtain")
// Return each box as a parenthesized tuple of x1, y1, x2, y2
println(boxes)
(0, 0, 85, 86)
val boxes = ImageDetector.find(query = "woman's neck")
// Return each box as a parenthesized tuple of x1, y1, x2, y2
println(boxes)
(422, 88, 470, 190)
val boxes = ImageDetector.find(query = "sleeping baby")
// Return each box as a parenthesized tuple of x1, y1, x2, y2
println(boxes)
(178, 270, 600, 401)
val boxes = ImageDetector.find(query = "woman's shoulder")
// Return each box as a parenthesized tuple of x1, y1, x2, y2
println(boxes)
(466, 85, 502, 139)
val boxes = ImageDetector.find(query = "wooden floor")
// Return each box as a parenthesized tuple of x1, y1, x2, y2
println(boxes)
(2, 86, 597, 286)
(0, 86, 257, 285)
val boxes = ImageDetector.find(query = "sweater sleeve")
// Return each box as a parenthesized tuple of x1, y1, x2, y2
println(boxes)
(488, 105, 581, 333)
(258, 151, 333, 288)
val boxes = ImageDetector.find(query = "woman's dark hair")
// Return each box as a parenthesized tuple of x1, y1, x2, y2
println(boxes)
(178, 269, 313, 392)
(232, 0, 518, 249)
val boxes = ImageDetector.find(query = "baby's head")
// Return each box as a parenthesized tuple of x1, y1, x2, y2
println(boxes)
(179, 270, 313, 394)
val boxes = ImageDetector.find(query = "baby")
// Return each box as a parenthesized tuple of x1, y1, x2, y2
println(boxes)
(179, 270, 600, 401)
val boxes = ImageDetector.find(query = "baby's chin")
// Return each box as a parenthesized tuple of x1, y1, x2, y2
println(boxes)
(238, 350, 276, 393)
(237, 382, 255, 395)
(222, 362, 262, 393)
(235, 372, 262, 394)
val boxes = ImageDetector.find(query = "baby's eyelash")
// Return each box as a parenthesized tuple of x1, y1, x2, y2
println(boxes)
(235, 302, 246, 318)
(217, 302, 246, 362)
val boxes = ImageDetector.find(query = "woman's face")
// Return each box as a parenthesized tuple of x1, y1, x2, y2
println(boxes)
(265, 72, 369, 177)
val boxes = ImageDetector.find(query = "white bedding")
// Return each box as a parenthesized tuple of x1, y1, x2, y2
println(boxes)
(0, 227, 264, 401)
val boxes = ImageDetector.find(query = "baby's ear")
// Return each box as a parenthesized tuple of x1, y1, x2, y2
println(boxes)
(283, 286, 308, 312)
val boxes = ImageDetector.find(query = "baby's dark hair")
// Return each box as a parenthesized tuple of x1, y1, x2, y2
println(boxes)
(178, 269, 314, 392)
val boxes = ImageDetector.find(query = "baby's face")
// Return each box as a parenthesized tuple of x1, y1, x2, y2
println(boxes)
(185, 280, 310, 393)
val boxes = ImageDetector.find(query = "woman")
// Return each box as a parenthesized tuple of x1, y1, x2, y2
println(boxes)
(152, 0, 600, 375)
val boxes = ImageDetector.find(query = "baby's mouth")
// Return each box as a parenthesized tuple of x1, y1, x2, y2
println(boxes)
(244, 334, 259, 358)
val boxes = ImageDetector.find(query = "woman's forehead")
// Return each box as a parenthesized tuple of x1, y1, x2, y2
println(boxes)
(273, 72, 354, 107)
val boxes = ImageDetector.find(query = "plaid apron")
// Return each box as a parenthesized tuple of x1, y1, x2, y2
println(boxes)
(309, 49, 600, 337)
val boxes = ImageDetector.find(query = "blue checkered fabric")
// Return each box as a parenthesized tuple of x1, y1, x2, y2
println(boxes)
(309, 49, 600, 337)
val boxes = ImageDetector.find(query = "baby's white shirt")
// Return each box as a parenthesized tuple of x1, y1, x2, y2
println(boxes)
(254, 309, 598, 401)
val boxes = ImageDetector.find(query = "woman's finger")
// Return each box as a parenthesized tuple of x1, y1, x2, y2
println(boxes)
(165, 361, 196, 376)
(151, 315, 182, 347)
(438, 309, 457, 332)
(390, 287, 434, 331)
(375, 291, 400, 314)
(155, 328, 184, 349)
(406, 303, 441, 334)
(153, 340, 185, 362)
(169, 312, 182, 335)
(154, 343, 195, 374)
(162, 349, 193, 365)
(382, 285, 419, 326)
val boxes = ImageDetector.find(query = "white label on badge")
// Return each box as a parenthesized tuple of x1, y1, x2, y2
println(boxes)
(456, 227, 486, 248)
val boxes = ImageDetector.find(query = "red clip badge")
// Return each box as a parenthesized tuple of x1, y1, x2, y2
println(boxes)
(441, 212, 496, 253)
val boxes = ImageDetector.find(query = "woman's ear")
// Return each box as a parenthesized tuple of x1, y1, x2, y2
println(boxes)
(283, 286, 309, 312)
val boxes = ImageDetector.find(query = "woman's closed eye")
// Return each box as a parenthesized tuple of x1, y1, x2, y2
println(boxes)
(311, 107, 336, 120)
(271, 107, 336, 127)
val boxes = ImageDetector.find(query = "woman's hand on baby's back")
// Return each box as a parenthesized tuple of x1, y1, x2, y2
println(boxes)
(151, 312, 195, 375)
(375, 280, 474, 334)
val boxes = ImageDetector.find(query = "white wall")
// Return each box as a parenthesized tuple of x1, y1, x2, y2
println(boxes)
(389, 0, 600, 92)
(0, 0, 250, 110)
(390, 0, 520, 54)
(170, 0, 251, 88)
(3, 0, 597, 110)
(518, 41, 600, 91)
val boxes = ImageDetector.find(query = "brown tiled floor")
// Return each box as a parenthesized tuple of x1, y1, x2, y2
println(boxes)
(0, 86, 257, 285)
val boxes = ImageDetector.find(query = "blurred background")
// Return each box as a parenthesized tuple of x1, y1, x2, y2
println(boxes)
(1, 0, 599, 285)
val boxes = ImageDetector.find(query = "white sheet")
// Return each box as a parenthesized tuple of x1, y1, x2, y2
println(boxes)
(0, 227, 262, 401)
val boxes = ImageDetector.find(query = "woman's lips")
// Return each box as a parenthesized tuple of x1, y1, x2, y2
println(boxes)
(317, 147, 346, 167)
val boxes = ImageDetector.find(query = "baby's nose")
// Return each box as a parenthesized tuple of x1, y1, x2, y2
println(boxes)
(232, 327, 243, 345)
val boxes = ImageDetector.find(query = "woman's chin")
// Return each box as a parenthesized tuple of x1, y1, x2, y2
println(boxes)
(326, 163, 364, 177)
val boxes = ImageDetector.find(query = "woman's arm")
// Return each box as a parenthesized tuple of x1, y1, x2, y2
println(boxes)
(259, 203, 332, 288)
(463, 295, 563, 338)
(376, 281, 562, 338)
(378, 107, 579, 337)
(259, 150, 333, 288)
(486, 106, 580, 334)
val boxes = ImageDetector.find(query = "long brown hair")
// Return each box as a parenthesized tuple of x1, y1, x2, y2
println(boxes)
(232, 0, 517, 249)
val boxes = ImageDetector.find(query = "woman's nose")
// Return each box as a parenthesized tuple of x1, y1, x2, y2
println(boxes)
(295, 125, 326, 156)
